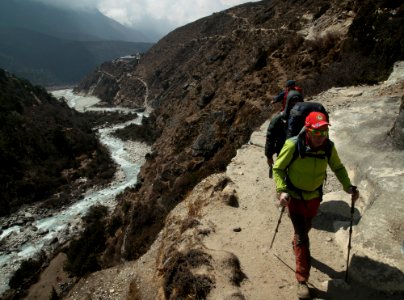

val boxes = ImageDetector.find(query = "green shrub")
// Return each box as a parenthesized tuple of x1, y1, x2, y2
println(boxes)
(65, 205, 108, 276)
(9, 253, 45, 289)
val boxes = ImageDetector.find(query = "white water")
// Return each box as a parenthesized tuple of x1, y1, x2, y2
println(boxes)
(0, 89, 150, 295)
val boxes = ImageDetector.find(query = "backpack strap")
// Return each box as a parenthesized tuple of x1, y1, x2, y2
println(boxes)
(290, 135, 333, 162)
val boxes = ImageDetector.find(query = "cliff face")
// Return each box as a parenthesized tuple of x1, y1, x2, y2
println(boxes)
(74, 0, 404, 266)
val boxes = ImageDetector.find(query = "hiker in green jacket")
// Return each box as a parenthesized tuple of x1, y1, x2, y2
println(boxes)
(273, 111, 360, 299)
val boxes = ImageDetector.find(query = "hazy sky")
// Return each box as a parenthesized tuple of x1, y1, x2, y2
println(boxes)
(31, 0, 261, 36)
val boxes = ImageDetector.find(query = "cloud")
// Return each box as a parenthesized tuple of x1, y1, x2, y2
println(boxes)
(29, 0, 260, 37)
(98, 0, 261, 36)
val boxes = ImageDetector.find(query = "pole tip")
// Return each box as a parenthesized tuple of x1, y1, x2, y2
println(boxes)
(328, 279, 351, 290)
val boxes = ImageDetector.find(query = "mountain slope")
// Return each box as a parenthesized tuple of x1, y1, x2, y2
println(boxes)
(0, 0, 151, 42)
(0, 0, 155, 86)
(0, 27, 152, 86)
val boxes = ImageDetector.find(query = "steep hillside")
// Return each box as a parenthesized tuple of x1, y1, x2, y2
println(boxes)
(76, 0, 404, 268)
(0, 69, 116, 216)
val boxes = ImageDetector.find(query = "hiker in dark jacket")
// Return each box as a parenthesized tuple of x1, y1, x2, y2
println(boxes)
(272, 80, 303, 111)
(273, 111, 360, 299)
(265, 90, 303, 167)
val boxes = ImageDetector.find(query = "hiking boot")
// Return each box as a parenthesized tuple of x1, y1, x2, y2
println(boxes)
(297, 281, 310, 299)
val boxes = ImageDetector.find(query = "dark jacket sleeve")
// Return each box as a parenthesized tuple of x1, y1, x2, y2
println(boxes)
(265, 113, 286, 158)
(273, 91, 285, 103)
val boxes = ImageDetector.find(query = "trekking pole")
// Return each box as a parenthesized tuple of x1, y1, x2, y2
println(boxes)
(345, 187, 357, 283)
(270, 205, 285, 249)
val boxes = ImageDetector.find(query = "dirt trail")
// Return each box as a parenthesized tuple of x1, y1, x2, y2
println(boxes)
(205, 135, 300, 299)
(204, 124, 348, 299)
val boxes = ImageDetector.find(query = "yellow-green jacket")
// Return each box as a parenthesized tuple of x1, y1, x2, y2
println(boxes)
(273, 137, 352, 200)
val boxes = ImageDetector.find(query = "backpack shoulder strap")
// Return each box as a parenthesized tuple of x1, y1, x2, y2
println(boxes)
(325, 139, 333, 160)
(288, 136, 333, 167)
(286, 136, 300, 167)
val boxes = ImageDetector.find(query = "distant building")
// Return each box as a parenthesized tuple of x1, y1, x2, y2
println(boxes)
(118, 53, 142, 64)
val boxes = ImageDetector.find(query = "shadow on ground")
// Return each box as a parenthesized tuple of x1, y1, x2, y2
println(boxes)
(308, 256, 404, 300)
(312, 200, 360, 232)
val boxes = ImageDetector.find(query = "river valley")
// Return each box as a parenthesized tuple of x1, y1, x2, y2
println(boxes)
(0, 89, 150, 296)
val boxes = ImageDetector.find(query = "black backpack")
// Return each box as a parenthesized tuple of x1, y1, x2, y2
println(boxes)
(286, 102, 329, 138)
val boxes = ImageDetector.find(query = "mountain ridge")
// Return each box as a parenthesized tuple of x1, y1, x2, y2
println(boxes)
(0, 0, 155, 86)
(0, 0, 153, 42)
(0, 27, 152, 86)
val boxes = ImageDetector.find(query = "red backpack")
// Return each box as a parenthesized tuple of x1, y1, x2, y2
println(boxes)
(281, 86, 303, 111)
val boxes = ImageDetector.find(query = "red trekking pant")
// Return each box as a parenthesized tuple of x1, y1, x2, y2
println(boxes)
(287, 197, 321, 282)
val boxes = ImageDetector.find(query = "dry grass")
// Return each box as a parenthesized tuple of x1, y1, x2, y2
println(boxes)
(161, 249, 214, 300)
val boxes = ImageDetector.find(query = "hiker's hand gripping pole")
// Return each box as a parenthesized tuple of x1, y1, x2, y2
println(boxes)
(345, 186, 357, 283)
(278, 192, 290, 207)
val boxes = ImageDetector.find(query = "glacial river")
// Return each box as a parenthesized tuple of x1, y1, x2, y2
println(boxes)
(0, 89, 150, 295)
